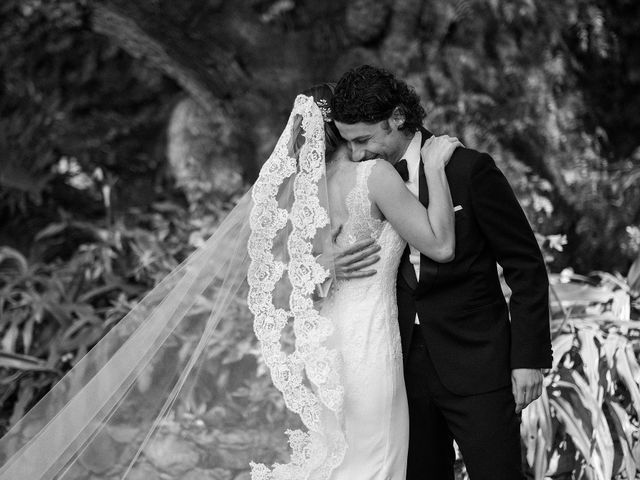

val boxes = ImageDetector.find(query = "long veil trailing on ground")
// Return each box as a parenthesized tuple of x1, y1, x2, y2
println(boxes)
(0, 94, 344, 480)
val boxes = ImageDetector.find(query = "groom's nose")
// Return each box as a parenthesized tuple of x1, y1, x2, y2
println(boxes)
(350, 144, 367, 162)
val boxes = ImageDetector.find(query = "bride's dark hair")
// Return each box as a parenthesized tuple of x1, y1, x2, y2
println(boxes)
(301, 83, 343, 157)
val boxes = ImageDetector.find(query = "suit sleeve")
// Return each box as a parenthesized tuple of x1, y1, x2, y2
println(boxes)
(469, 153, 553, 369)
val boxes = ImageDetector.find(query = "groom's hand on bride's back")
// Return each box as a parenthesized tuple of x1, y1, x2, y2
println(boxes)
(316, 227, 381, 279)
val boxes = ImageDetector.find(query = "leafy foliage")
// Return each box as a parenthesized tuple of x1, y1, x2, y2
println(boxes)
(522, 321, 640, 479)
(0, 181, 255, 432)
(1, 0, 639, 476)
(512, 266, 640, 480)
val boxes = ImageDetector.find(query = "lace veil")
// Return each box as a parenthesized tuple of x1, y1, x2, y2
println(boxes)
(0, 93, 345, 479)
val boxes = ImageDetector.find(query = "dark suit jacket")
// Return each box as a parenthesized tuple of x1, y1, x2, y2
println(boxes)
(397, 127, 553, 396)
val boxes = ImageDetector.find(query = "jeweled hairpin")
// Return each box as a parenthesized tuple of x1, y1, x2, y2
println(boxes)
(316, 99, 332, 123)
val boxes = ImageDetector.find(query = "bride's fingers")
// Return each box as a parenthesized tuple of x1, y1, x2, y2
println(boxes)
(431, 135, 464, 147)
(430, 137, 450, 149)
(422, 135, 435, 150)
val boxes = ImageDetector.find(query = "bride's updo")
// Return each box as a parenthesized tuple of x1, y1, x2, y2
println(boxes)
(301, 83, 343, 158)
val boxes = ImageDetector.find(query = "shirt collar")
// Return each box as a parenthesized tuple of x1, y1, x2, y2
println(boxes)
(402, 131, 422, 182)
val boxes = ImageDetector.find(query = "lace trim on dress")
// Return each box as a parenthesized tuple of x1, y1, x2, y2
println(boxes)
(343, 160, 384, 245)
(247, 94, 346, 480)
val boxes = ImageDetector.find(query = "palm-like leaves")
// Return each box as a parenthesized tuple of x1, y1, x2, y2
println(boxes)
(524, 324, 640, 479)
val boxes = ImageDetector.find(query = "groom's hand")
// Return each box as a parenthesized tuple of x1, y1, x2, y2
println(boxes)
(511, 368, 544, 414)
(316, 230, 381, 280)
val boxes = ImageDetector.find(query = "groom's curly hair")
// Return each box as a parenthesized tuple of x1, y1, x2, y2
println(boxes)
(331, 65, 426, 133)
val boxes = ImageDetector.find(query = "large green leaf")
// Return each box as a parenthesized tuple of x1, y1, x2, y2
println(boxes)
(521, 386, 553, 479)
(628, 253, 640, 295)
(550, 394, 603, 479)
(551, 332, 576, 366)
(606, 401, 639, 478)
(614, 344, 640, 415)
(0, 351, 56, 372)
(569, 372, 615, 480)
(0, 247, 28, 280)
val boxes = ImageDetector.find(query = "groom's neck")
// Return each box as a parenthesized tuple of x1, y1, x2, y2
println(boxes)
(391, 132, 415, 164)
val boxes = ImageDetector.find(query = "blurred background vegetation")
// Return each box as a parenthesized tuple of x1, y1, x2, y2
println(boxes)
(1, 0, 639, 478)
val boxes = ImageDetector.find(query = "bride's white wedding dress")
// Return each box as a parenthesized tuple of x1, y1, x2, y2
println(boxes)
(322, 160, 409, 479)
(0, 93, 418, 480)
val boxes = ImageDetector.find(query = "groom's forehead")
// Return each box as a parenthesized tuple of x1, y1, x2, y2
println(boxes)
(335, 121, 380, 139)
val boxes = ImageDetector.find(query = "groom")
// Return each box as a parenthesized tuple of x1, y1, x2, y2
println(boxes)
(329, 65, 552, 479)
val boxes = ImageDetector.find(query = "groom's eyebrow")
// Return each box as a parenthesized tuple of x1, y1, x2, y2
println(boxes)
(352, 135, 370, 143)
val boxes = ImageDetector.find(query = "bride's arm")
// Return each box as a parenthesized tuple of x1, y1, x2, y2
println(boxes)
(369, 136, 460, 262)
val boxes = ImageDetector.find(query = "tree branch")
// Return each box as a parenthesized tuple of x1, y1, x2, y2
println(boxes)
(89, 1, 248, 114)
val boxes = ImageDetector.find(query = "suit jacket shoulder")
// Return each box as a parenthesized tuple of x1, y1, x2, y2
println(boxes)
(443, 145, 484, 188)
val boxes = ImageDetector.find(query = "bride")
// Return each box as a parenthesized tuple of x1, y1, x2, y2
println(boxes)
(0, 84, 459, 480)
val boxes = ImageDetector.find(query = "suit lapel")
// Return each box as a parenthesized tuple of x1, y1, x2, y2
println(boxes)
(418, 126, 431, 207)
(398, 127, 437, 292)
(417, 127, 439, 293)
(418, 159, 428, 207)
(398, 247, 418, 290)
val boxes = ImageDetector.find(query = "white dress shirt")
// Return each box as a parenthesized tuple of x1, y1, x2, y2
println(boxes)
(399, 131, 425, 325)
(402, 131, 423, 281)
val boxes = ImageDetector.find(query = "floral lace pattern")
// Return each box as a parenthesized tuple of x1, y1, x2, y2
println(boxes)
(315, 160, 408, 478)
(334, 159, 405, 350)
(327, 159, 405, 368)
(342, 160, 384, 246)
(247, 95, 346, 480)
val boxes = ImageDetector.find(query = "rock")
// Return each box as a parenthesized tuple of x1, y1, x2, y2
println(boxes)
(56, 463, 91, 480)
(126, 461, 162, 480)
(106, 423, 141, 443)
(206, 429, 277, 470)
(234, 472, 251, 480)
(380, 0, 423, 73)
(77, 431, 119, 475)
(143, 432, 200, 475)
(208, 433, 255, 470)
(183, 467, 233, 480)
(332, 47, 381, 79)
(167, 97, 243, 204)
(346, 0, 391, 44)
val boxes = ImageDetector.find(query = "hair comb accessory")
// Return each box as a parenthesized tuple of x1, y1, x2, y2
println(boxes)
(316, 98, 332, 122)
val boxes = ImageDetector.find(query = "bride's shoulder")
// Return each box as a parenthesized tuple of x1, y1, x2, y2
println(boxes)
(362, 158, 397, 178)
(356, 159, 383, 181)
(357, 158, 387, 171)
(362, 159, 405, 199)
(367, 158, 406, 194)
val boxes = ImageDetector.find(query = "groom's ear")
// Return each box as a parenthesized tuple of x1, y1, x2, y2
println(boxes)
(389, 107, 405, 130)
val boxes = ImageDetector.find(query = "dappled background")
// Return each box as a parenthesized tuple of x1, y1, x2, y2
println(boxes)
(1, 0, 639, 479)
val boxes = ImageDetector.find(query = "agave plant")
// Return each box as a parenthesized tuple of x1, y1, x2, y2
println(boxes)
(522, 320, 640, 479)
(519, 258, 640, 479)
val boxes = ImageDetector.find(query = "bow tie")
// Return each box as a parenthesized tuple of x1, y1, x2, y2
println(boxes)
(394, 159, 409, 182)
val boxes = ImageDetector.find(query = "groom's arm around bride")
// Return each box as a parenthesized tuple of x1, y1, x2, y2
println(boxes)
(328, 66, 553, 412)
(328, 64, 552, 479)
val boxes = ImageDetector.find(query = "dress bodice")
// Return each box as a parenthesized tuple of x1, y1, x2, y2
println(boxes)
(333, 160, 407, 297)
(324, 160, 407, 362)
(320, 160, 410, 480)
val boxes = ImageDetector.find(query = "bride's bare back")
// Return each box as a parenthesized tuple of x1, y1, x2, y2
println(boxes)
(325, 146, 384, 246)
(325, 137, 457, 263)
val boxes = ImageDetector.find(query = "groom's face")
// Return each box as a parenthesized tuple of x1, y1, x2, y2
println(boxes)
(334, 118, 408, 164)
